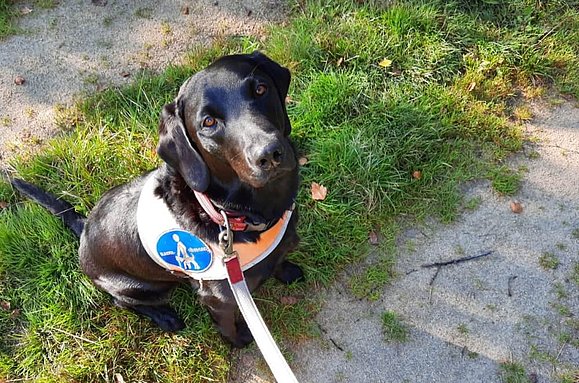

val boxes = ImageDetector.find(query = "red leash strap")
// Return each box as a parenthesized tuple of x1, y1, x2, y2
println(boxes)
(224, 256, 244, 284)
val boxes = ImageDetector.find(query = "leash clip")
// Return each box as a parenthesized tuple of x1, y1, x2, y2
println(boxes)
(218, 210, 236, 259)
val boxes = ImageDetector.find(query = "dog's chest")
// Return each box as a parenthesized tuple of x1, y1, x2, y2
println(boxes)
(136, 172, 292, 280)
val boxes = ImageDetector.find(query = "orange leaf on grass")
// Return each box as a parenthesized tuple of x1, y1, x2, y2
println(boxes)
(369, 231, 379, 245)
(311, 182, 327, 201)
(280, 296, 299, 305)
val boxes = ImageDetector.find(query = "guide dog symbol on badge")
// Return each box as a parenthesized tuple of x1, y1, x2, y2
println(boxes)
(156, 230, 212, 272)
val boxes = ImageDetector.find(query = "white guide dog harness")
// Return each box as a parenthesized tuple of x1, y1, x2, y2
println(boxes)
(136, 172, 293, 280)
(136, 172, 299, 382)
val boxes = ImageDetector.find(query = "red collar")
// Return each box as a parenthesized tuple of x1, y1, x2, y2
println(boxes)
(193, 191, 270, 232)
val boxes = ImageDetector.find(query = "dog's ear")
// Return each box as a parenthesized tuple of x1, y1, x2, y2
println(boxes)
(250, 51, 292, 135)
(157, 101, 210, 192)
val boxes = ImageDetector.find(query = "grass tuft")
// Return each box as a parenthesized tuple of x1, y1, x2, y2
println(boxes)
(381, 311, 409, 343)
(489, 166, 522, 195)
(500, 361, 532, 383)
(539, 252, 560, 270)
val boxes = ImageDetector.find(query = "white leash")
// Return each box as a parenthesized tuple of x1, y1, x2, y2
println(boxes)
(219, 212, 299, 383)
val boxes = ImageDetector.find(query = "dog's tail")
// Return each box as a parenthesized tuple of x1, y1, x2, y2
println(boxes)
(11, 178, 85, 237)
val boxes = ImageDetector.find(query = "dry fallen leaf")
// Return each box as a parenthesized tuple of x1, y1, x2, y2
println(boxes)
(311, 182, 327, 201)
(0, 301, 10, 311)
(369, 231, 379, 245)
(378, 58, 393, 68)
(19, 7, 33, 15)
(298, 156, 308, 166)
(412, 170, 422, 180)
(467, 81, 476, 92)
(285, 95, 292, 104)
(0, 201, 8, 209)
(337, 57, 344, 67)
(14, 76, 25, 85)
(510, 201, 523, 214)
(280, 296, 299, 305)
(114, 373, 126, 383)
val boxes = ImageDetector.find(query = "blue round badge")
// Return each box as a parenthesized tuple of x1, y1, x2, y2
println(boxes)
(156, 230, 212, 273)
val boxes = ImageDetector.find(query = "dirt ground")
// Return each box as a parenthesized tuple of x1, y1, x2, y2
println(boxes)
(1, 2, 577, 383)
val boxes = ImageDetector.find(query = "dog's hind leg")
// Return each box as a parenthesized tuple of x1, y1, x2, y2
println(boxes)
(198, 281, 254, 348)
(274, 260, 304, 285)
(94, 274, 185, 332)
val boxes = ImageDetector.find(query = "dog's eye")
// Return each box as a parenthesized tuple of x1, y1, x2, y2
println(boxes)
(202, 116, 217, 128)
(255, 84, 267, 96)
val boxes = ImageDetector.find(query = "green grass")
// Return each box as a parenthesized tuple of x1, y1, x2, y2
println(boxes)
(571, 263, 579, 287)
(489, 166, 522, 195)
(1, 0, 579, 381)
(0, 0, 17, 38)
(539, 251, 560, 270)
(559, 370, 579, 383)
(500, 362, 532, 383)
(381, 311, 409, 342)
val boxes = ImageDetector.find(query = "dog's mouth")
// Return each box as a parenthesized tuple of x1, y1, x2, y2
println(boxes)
(209, 199, 272, 227)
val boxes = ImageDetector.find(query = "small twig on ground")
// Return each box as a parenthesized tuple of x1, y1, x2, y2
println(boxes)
(555, 342, 566, 362)
(429, 266, 441, 286)
(316, 320, 344, 352)
(329, 337, 344, 352)
(421, 251, 494, 269)
(418, 229, 430, 238)
(540, 143, 579, 155)
(507, 275, 518, 297)
(49, 326, 99, 345)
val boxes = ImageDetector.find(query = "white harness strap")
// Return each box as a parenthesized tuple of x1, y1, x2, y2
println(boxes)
(136, 172, 293, 280)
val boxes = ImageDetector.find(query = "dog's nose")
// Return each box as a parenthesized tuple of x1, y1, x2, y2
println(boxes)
(254, 142, 284, 170)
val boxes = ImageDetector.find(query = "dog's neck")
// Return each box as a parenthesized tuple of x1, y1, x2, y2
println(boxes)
(154, 164, 298, 242)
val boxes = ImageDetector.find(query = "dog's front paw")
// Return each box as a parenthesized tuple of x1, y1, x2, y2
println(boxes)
(274, 260, 304, 285)
(229, 318, 254, 348)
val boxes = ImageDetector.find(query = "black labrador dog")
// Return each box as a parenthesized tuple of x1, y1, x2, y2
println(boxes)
(12, 52, 303, 348)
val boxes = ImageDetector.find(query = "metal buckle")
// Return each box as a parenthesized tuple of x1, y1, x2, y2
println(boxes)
(218, 210, 235, 259)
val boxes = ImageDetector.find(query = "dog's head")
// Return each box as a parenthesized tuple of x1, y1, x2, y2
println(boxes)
(157, 51, 296, 193)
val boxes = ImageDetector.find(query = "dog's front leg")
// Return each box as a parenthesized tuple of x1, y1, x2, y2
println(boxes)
(197, 280, 253, 348)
